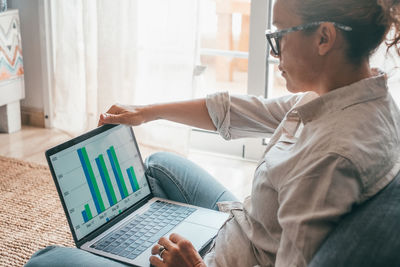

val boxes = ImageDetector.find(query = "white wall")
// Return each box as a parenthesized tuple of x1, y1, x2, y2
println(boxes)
(9, 0, 44, 110)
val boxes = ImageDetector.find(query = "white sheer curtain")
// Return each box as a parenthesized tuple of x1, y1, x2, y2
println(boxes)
(49, 0, 199, 153)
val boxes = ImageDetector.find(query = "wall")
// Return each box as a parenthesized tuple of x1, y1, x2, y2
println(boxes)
(9, 0, 45, 126)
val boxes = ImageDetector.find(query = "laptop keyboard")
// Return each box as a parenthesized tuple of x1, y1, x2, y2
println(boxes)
(90, 200, 196, 260)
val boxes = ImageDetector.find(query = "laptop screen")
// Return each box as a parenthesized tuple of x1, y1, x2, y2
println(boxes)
(48, 125, 151, 240)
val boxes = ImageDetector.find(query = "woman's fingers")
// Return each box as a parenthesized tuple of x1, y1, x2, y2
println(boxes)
(105, 104, 124, 114)
(98, 104, 128, 126)
(151, 244, 164, 255)
(170, 234, 204, 266)
(150, 238, 174, 264)
(158, 236, 173, 249)
(99, 113, 122, 125)
(98, 113, 118, 126)
(98, 112, 135, 126)
(151, 237, 174, 257)
(149, 255, 167, 267)
(169, 233, 184, 243)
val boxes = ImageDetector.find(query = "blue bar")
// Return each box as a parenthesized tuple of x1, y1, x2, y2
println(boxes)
(107, 149, 125, 199)
(77, 148, 101, 214)
(96, 157, 114, 207)
(82, 210, 88, 223)
(126, 168, 137, 192)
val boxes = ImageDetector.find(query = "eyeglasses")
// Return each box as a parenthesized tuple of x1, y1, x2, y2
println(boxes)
(265, 21, 353, 57)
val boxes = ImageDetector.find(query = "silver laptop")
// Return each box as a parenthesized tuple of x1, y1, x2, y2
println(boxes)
(45, 124, 229, 266)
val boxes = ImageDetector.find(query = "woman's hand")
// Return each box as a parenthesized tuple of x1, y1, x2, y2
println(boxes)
(150, 233, 206, 267)
(98, 104, 149, 127)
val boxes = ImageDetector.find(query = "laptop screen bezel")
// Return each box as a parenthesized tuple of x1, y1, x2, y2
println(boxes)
(45, 124, 154, 248)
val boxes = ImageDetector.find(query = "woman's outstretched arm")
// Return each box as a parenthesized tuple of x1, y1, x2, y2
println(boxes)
(98, 98, 216, 131)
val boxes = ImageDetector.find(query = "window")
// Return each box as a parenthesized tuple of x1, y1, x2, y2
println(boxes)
(190, 0, 272, 160)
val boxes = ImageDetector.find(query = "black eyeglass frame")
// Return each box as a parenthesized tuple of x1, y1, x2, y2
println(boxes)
(265, 21, 353, 56)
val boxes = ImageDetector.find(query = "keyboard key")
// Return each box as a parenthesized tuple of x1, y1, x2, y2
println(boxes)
(137, 245, 148, 253)
(108, 244, 120, 251)
(142, 241, 154, 248)
(126, 246, 135, 252)
(148, 224, 175, 243)
(149, 229, 158, 234)
(104, 246, 114, 253)
(126, 252, 139, 259)
(119, 250, 131, 257)
(133, 241, 141, 247)
(125, 232, 135, 239)
(111, 245, 126, 254)
(122, 241, 132, 247)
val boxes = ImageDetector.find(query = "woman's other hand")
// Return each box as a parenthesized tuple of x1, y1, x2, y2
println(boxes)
(98, 104, 149, 127)
(150, 233, 206, 267)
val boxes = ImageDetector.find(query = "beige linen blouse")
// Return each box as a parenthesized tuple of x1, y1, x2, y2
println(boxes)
(203, 71, 400, 267)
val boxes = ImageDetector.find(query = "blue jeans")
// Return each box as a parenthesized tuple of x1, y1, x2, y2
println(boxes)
(25, 152, 237, 267)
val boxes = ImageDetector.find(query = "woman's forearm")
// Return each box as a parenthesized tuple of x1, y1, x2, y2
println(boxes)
(143, 99, 216, 131)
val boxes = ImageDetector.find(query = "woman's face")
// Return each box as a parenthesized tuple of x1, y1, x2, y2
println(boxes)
(272, 0, 323, 93)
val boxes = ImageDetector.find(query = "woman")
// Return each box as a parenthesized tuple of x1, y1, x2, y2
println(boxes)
(26, 0, 400, 266)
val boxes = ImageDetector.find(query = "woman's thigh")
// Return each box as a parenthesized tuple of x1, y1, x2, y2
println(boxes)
(145, 152, 238, 210)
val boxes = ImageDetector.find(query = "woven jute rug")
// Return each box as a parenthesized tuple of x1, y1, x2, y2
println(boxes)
(0, 156, 74, 267)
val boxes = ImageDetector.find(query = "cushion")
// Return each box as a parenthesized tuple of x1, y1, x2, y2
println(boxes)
(308, 171, 400, 267)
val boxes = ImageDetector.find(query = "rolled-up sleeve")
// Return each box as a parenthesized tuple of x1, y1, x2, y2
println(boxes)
(276, 153, 362, 267)
(205, 92, 302, 140)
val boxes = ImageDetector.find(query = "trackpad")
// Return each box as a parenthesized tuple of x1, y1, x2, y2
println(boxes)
(170, 222, 218, 251)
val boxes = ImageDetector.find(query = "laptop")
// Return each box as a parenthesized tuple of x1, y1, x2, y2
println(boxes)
(45, 124, 229, 266)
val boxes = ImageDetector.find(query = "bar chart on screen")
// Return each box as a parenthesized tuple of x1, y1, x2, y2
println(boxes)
(49, 126, 150, 238)
(76, 145, 142, 223)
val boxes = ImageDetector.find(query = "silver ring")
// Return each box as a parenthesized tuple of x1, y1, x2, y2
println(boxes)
(158, 245, 166, 257)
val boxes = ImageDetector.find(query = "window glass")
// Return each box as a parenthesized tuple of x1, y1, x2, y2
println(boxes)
(194, 0, 250, 98)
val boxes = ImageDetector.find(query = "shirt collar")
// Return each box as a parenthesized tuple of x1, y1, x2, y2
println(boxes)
(292, 70, 388, 123)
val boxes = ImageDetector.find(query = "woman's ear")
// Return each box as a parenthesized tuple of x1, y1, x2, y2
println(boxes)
(316, 22, 337, 56)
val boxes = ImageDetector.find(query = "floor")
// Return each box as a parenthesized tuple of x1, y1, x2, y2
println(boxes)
(0, 126, 257, 201)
